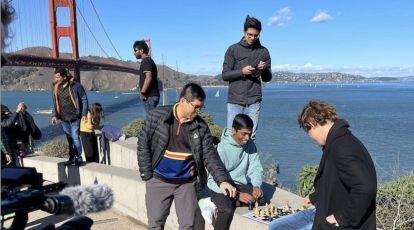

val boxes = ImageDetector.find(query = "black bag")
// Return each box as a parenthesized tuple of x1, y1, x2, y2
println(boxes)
(17, 112, 42, 140)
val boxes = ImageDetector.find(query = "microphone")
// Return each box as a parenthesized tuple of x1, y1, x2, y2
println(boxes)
(42, 184, 114, 216)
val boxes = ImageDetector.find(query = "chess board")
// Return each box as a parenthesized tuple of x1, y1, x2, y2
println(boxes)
(242, 209, 299, 224)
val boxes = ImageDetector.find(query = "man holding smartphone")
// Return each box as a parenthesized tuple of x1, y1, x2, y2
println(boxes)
(222, 15, 272, 139)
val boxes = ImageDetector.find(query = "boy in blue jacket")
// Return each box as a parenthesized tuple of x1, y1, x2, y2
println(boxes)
(206, 114, 264, 229)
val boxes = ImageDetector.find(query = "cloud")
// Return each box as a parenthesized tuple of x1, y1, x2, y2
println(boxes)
(311, 11, 332, 23)
(268, 7, 292, 27)
(272, 64, 414, 77)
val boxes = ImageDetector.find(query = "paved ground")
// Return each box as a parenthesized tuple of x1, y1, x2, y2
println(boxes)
(3, 208, 147, 230)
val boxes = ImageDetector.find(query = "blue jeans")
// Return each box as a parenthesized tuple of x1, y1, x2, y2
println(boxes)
(142, 96, 160, 114)
(61, 120, 82, 160)
(268, 208, 315, 230)
(227, 102, 261, 139)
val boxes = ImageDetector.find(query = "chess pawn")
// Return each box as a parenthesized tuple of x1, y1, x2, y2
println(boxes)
(284, 201, 291, 212)
(259, 209, 264, 217)
(255, 206, 260, 217)
(270, 203, 276, 217)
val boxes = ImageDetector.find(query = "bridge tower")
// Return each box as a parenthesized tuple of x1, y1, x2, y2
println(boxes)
(49, 0, 80, 80)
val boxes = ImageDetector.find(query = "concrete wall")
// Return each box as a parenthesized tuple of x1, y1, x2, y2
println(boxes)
(24, 137, 303, 230)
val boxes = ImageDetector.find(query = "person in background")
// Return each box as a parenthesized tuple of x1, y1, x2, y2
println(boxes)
(51, 68, 88, 166)
(133, 40, 160, 113)
(269, 100, 377, 230)
(222, 15, 272, 139)
(138, 83, 237, 229)
(203, 114, 264, 229)
(1, 103, 25, 166)
(80, 102, 104, 163)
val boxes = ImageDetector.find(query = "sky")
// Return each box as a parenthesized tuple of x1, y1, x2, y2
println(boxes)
(7, 0, 414, 77)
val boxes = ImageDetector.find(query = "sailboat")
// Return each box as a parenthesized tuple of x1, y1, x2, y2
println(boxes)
(215, 90, 220, 97)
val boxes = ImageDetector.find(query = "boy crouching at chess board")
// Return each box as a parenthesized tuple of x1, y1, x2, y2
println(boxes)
(204, 114, 266, 229)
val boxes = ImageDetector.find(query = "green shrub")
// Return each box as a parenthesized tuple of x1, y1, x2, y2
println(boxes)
(42, 138, 68, 158)
(122, 119, 145, 137)
(376, 171, 414, 230)
(122, 113, 223, 142)
(199, 112, 223, 144)
(296, 164, 318, 197)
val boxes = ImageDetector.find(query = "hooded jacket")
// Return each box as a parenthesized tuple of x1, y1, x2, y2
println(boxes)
(51, 81, 88, 119)
(207, 128, 263, 193)
(222, 38, 272, 105)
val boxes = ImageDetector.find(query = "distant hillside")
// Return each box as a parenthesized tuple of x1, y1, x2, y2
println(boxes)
(1, 47, 410, 91)
(272, 71, 404, 83)
(1, 47, 224, 91)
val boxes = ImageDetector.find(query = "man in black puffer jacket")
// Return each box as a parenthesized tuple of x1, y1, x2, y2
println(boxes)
(222, 15, 272, 139)
(138, 83, 237, 229)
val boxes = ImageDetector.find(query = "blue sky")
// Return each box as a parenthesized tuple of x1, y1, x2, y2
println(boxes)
(7, 0, 414, 77)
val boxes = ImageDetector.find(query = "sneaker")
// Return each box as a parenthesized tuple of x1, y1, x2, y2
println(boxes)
(198, 197, 216, 225)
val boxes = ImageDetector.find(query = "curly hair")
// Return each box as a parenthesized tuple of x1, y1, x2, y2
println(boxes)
(298, 99, 339, 132)
(1, 0, 15, 49)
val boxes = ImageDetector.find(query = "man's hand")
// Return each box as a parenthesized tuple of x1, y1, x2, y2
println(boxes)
(326, 214, 338, 226)
(242, 65, 256, 75)
(219, 182, 237, 198)
(51, 117, 58, 125)
(303, 195, 313, 208)
(252, 186, 263, 199)
(140, 92, 147, 101)
(189, 164, 196, 176)
(16, 102, 25, 113)
(256, 61, 266, 70)
(81, 116, 87, 122)
(239, 192, 256, 204)
(5, 153, 12, 164)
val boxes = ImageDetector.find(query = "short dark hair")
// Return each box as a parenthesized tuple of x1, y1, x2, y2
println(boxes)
(298, 99, 339, 132)
(179, 83, 206, 102)
(54, 68, 68, 78)
(232, 114, 254, 131)
(133, 40, 149, 54)
(244, 15, 262, 32)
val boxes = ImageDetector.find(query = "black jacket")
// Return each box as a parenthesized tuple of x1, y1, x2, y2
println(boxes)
(310, 119, 377, 230)
(137, 105, 232, 191)
(222, 38, 272, 105)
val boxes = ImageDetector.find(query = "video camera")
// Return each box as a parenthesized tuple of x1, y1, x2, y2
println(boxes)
(1, 166, 93, 230)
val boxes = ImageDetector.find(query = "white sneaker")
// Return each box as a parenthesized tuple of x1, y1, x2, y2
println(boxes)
(198, 197, 217, 225)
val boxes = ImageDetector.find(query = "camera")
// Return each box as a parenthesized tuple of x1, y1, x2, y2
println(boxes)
(1, 166, 93, 230)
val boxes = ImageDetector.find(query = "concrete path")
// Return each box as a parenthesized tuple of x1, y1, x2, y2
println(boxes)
(3, 208, 147, 230)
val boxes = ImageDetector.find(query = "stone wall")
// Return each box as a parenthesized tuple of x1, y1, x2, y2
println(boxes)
(23, 137, 303, 230)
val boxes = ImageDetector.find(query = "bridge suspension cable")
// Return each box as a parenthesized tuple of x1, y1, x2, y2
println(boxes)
(88, 0, 124, 61)
(75, 2, 110, 58)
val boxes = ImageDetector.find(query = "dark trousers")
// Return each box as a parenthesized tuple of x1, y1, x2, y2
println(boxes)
(209, 184, 266, 230)
(145, 177, 197, 230)
(80, 131, 99, 163)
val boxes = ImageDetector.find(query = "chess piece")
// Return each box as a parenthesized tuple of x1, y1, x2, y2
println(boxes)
(283, 200, 291, 213)
(270, 203, 277, 217)
(255, 204, 260, 217)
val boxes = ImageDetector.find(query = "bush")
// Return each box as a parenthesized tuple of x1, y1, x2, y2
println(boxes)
(259, 153, 279, 186)
(122, 119, 145, 137)
(199, 112, 223, 144)
(376, 171, 414, 230)
(296, 164, 318, 197)
(122, 113, 223, 142)
(42, 138, 68, 158)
